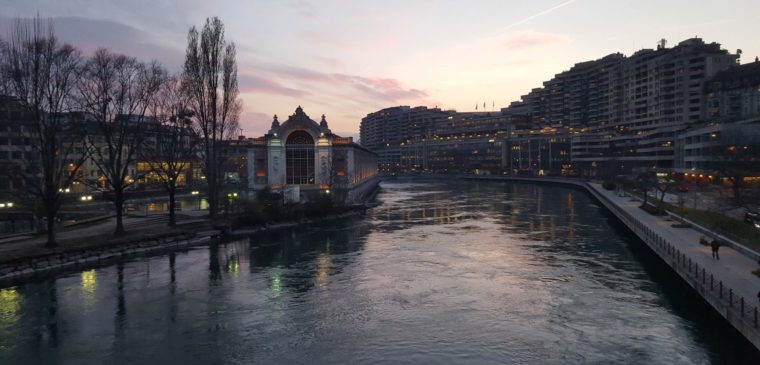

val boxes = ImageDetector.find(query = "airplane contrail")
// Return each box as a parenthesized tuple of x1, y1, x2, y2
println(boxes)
(504, 0, 579, 30)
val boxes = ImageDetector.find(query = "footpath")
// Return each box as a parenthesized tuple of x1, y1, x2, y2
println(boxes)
(589, 183, 760, 304)
(0, 212, 217, 284)
(465, 175, 760, 350)
(0, 206, 369, 286)
(587, 182, 760, 350)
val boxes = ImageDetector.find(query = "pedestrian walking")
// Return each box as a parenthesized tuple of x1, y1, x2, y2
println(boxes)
(710, 238, 721, 260)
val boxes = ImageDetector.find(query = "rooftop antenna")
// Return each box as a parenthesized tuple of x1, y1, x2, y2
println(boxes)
(657, 38, 667, 50)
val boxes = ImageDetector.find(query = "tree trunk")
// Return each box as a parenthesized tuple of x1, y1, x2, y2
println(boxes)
(658, 191, 666, 213)
(45, 210, 57, 248)
(114, 197, 125, 236)
(733, 177, 743, 205)
(208, 170, 218, 219)
(168, 188, 176, 227)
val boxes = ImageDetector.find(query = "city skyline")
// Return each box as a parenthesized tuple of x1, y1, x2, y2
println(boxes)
(1, 0, 760, 138)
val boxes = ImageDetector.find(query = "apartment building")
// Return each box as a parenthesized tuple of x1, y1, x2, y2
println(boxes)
(360, 38, 751, 178)
(571, 39, 737, 174)
(705, 60, 760, 122)
(0, 96, 36, 196)
(360, 106, 452, 173)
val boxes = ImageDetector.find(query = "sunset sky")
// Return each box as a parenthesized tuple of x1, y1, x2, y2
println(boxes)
(2, 0, 759, 138)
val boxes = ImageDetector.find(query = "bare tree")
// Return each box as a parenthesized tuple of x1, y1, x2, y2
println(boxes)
(637, 171, 656, 207)
(0, 17, 85, 247)
(141, 76, 199, 226)
(654, 173, 677, 213)
(76, 49, 165, 235)
(182, 17, 241, 219)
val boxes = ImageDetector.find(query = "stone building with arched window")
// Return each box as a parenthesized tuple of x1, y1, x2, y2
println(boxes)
(247, 106, 379, 204)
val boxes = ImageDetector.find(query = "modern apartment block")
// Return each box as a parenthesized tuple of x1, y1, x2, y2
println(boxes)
(402, 112, 510, 174)
(674, 118, 760, 179)
(514, 38, 739, 175)
(705, 60, 760, 122)
(360, 106, 452, 173)
(360, 38, 756, 178)
(504, 128, 573, 176)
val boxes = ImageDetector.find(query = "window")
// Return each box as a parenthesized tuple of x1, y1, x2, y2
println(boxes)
(256, 159, 267, 177)
(285, 131, 315, 185)
(335, 158, 346, 176)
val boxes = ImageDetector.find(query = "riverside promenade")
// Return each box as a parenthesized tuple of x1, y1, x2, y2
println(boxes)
(464, 175, 760, 350)
(0, 212, 217, 285)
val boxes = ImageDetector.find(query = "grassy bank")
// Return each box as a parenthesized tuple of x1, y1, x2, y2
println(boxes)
(636, 196, 760, 251)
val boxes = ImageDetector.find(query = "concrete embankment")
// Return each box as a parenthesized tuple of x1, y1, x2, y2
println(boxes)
(0, 183, 381, 287)
(225, 209, 368, 238)
(465, 175, 760, 350)
(0, 230, 220, 286)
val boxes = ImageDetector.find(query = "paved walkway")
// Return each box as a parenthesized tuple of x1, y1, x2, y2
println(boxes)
(0, 212, 209, 264)
(590, 183, 760, 308)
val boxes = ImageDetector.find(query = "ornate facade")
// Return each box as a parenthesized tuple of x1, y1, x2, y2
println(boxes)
(247, 106, 378, 203)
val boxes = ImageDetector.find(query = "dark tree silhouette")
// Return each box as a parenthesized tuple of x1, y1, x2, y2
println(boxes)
(142, 76, 199, 226)
(76, 49, 165, 235)
(182, 17, 241, 220)
(637, 170, 657, 207)
(0, 17, 86, 247)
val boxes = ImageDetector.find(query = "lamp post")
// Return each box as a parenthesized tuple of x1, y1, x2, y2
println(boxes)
(191, 190, 200, 210)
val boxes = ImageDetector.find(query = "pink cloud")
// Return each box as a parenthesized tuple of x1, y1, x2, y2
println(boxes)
(0, 17, 186, 72)
(239, 111, 272, 136)
(501, 31, 571, 50)
(334, 74, 429, 102)
(238, 74, 311, 98)
(250, 62, 430, 104)
(289, 0, 317, 18)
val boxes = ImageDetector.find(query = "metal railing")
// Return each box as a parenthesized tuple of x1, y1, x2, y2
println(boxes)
(590, 184, 759, 333)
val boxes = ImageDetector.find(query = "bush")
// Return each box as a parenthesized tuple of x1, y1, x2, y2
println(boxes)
(699, 235, 709, 245)
(752, 268, 760, 278)
(639, 203, 665, 216)
(680, 207, 760, 251)
(602, 181, 617, 190)
(303, 193, 336, 218)
(232, 189, 345, 228)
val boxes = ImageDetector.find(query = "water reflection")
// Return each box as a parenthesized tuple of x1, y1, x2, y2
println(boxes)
(80, 270, 97, 306)
(0, 288, 20, 357)
(0, 288, 21, 333)
(0, 180, 758, 364)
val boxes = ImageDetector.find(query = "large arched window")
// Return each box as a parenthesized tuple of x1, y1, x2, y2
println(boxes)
(286, 130, 315, 184)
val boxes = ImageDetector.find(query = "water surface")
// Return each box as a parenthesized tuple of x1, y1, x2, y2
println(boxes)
(1, 180, 758, 364)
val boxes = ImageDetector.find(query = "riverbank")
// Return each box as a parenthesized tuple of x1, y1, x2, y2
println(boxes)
(0, 207, 372, 286)
(464, 175, 760, 350)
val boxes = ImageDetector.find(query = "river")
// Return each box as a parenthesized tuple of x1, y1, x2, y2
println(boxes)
(0, 180, 758, 364)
